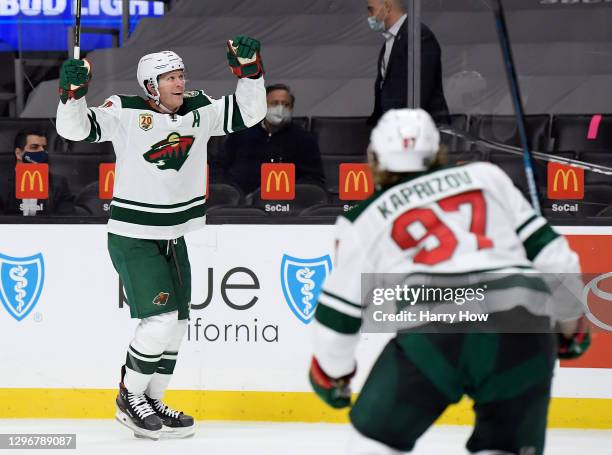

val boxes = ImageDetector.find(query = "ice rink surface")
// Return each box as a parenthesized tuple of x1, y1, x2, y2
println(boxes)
(1, 420, 612, 454)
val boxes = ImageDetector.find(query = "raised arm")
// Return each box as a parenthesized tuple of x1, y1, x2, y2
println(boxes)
(207, 36, 267, 136)
(56, 59, 120, 142)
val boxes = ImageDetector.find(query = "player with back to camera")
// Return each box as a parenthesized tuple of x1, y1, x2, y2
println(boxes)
(55, 38, 266, 439)
(309, 108, 590, 454)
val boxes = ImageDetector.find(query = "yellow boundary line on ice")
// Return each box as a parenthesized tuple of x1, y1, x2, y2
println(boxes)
(1, 389, 611, 429)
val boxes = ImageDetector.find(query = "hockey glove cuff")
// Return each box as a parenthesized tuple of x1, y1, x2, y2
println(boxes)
(227, 35, 264, 79)
(558, 316, 591, 360)
(309, 356, 355, 409)
(59, 59, 91, 104)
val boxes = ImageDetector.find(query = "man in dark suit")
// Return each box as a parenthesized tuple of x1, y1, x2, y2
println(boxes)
(367, 0, 450, 125)
(0, 130, 74, 216)
(211, 84, 325, 196)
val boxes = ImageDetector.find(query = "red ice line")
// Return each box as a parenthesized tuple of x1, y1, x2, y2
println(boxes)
(587, 114, 602, 140)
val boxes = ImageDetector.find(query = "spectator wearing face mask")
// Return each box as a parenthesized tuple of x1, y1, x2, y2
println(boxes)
(366, 0, 449, 125)
(211, 84, 325, 196)
(0, 130, 74, 216)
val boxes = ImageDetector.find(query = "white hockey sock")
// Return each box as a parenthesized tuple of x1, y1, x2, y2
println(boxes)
(146, 319, 187, 400)
(124, 311, 179, 395)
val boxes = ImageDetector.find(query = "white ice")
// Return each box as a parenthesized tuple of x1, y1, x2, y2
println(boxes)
(1, 420, 611, 454)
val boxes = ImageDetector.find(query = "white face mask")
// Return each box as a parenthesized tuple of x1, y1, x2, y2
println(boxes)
(266, 105, 292, 126)
(367, 5, 388, 32)
(367, 15, 386, 32)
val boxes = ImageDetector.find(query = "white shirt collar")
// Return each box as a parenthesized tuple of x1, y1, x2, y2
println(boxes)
(382, 14, 407, 40)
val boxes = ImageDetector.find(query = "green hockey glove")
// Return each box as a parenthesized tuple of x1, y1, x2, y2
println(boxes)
(59, 59, 91, 104)
(558, 316, 591, 359)
(309, 356, 355, 409)
(227, 35, 264, 79)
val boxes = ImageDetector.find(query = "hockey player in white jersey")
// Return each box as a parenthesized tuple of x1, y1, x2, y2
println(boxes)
(309, 109, 590, 454)
(56, 37, 266, 439)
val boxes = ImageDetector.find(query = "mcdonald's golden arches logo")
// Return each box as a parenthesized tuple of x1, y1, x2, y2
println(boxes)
(16, 164, 48, 199)
(261, 163, 295, 200)
(339, 163, 373, 200)
(547, 163, 584, 200)
(99, 163, 116, 200)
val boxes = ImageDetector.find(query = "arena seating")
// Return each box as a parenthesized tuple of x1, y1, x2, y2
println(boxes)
(469, 114, 551, 151)
(310, 117, 370, 193)
(207, 183, 243, 209)
(552, 115, 612, 153)
(1, 114, 611, 220)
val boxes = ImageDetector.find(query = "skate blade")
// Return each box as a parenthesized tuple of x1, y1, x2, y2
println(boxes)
(115, 409, 160, 441)
(158, 425, 196, 439)
(135, 427, 194, 440)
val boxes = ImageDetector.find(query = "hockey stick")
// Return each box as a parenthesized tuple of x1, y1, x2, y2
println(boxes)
(491, 0, 542, 214)
(73, 0, 82, 59)
(439, 126, 612, 177)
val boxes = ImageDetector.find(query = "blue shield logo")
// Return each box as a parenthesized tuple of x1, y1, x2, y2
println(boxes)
(281, 254, 332, 324)
(0, 253, 45, 321)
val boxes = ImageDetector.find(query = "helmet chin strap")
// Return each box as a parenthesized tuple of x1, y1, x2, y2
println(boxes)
(146, 80, 178, 114)
(154, 99, 177, 114)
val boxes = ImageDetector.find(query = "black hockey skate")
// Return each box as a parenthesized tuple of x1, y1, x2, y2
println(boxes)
(115, 368, 163, 440)
(144, 395, 195, 439)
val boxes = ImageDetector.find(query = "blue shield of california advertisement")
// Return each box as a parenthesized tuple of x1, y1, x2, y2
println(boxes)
(281, 254, 332, 324)
(0, 253, 45, 321)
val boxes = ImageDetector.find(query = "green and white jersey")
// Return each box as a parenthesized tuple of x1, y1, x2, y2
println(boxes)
(56, 78, 266, 239)
(312, 162, 583, 377)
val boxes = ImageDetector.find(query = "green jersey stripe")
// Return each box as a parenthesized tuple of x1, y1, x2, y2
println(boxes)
(110, 203, 206, 227)
(179, 90, 213, 113)
(231, 95, 246, 131)
(321, 290, 361, 309)
(93, 111, 101, 141)
(516, 214, 538, 235)
(318, 293, 362, 318)
(85, 110, 101, 142)
(118, 95, 157, 112)
(129, 345, 162, 359)
(112, 195, 205, 210)
(119, 93, 213, 114)
(84, 112, 96, 142)
(315, 303, 361, 334)
(523, 224, 560, 261)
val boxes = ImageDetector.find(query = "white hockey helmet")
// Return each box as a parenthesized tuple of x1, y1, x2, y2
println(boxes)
(137, 50, 184, 103)
(369, 108, 440, 172)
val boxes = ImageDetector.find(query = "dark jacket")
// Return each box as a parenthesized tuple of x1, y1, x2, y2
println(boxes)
(211, 122, 325, 195)
(0, 167, 74, 216)
(369, 21, 450, 125)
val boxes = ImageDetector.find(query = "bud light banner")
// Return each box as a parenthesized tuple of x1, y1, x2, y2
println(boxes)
(0, 0, 164, 51)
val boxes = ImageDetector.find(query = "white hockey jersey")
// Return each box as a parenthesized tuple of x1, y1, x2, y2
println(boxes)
(56, 78, 266, 239)
(313, 162, 583, 377)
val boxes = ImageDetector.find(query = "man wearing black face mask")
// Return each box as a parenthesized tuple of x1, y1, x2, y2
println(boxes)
(0, 130, 74, 216)
(211, 84, 325, 195)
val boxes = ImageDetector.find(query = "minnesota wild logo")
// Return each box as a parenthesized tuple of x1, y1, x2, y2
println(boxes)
(143, 133, 195, 171)
(152, 292, 170, 306)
